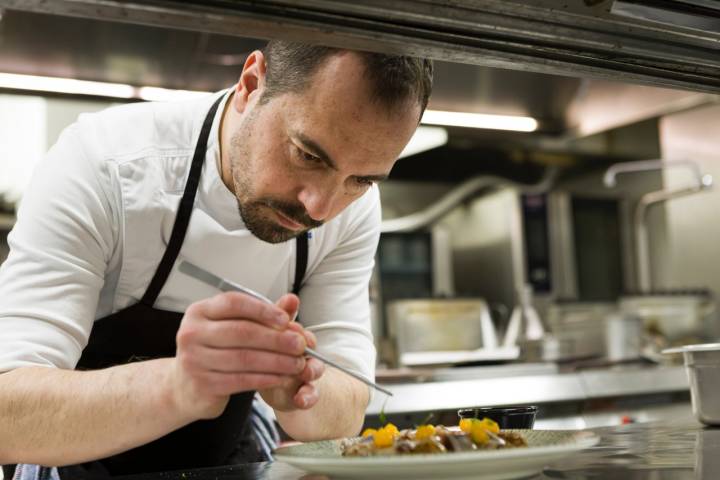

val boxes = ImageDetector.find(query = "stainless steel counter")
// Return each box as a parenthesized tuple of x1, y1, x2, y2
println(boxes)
(368, 364, 689, 415)
(119, 415, 719, 479)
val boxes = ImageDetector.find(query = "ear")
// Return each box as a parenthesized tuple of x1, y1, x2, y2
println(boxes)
(233, 50, 267, 113)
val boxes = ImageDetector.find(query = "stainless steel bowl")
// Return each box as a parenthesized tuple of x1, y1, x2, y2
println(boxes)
(664, 343, 720, 426)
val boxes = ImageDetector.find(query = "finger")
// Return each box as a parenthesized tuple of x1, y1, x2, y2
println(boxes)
(276, 293, 299, 320)
(285, 322, 310, 351)
(192, 292, 289, 328)
(181, 320, 306, 354)
(199, 371, 291, 397)
(284, 323, 315, 349)
(298, 357, 325, 383)
(285, 322, 303, 334)
(192, 346, 306, 375)
(293, 382, 319, 409)
(304, 329, 317, 349)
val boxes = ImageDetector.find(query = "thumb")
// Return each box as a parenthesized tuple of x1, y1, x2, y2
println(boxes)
(276, 293, 300, 320)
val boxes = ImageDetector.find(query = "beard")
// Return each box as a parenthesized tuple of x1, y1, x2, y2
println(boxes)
(227, 116, 323, 244)
(237, 196, 323, 244)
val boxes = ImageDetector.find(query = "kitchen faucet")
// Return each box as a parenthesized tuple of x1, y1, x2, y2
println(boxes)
(604, 159, 713, 293)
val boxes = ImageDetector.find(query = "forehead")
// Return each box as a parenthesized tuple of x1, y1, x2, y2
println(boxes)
(273, 53, 421, 170)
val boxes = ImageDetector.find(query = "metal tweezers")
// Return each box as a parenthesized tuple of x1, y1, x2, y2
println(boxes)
(178, 260, 393, 396)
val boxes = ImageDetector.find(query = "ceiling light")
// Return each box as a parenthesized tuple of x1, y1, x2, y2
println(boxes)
(137, 86, 211, 102)
(421, 109, 538, 132)
(0, 73, 538, 134)
(0, 73, 211, 101)
(0, 73, 135, 99)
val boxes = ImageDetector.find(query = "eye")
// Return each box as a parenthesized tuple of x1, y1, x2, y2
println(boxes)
(296, 145, 323, 165)
(353, 177, 375, 187)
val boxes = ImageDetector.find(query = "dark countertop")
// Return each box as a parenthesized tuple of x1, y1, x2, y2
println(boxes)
(119, 418, 720, 479)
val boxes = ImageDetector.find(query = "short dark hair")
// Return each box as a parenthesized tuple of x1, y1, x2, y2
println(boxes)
(259, 40, 433, 119)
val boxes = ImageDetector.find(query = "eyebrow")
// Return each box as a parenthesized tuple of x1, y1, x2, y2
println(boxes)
(292, 131, 390, 183)
(294, 132, 338, 171)
(357, 173, 389, 183)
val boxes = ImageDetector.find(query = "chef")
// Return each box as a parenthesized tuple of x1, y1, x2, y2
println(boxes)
(0, 40, 432, 478)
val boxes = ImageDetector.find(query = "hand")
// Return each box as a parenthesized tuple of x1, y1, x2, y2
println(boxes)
(170, 291, 308, 420)
(259, 295, 326, 412)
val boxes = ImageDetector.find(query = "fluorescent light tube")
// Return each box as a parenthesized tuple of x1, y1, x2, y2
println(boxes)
(0, 73, 537, 133)
(421, 109, 538, 132)
(0, 73, 211, 101)
(137, 86, 212, 102)
(0, 73, 135, 99)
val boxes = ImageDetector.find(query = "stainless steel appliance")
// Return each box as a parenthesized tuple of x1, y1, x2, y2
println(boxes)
(620, 291, 716, 342)
(371, 227, 455, 363)
(375, 227, 454, 302)
(462, 188, 631, 310)
(385, 298, 518, 367)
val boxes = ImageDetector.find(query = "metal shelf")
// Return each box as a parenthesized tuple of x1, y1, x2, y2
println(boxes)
(366, 365, 689, 415)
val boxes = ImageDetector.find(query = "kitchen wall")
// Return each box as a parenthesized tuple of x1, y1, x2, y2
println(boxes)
(0, 94, 46, 203)
(0, 95, 115, 264)
(659, 103, 720, 307)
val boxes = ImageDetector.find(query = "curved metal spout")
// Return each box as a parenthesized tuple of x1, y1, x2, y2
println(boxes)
(604, 159, 704, 188)
(604, 160, 713, 292)
(381, 167, 558, 233)
(635, 175, 713, 292)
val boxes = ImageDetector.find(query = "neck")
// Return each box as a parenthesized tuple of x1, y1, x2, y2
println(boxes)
(218, 92, 236, 194)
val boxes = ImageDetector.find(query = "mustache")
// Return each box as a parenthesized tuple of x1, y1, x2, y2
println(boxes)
(261, 199, 324, 229)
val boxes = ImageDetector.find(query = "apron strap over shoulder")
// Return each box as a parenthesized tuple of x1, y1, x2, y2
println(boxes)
(292, 232, 309, 296)
(140, 94, 224, 307)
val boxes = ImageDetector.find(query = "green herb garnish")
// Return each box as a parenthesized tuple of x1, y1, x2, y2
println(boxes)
(379, 395, 389, 425)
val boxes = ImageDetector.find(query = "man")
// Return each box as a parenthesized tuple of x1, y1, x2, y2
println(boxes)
(0, 40, 432, 477)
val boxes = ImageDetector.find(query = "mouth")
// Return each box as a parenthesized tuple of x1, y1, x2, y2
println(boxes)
(272, 208, 305, 231)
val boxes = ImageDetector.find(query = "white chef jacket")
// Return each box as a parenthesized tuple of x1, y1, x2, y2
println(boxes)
(0, 90, 379, 383)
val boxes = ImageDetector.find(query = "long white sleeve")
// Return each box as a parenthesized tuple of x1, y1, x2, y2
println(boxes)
(0, 124, 118, 372)
(298, 186, 380, 381)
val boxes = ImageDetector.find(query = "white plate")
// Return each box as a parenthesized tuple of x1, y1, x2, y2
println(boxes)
(274, 429, 600, 479)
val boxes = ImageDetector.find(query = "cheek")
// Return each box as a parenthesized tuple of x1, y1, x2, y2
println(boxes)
(252, 147, 300, 194)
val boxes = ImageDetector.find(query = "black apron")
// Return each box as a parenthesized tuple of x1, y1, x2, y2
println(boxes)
(52, 95, 309, 477)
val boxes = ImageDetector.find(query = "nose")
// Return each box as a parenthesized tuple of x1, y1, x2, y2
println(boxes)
(297, 182, 340, 222)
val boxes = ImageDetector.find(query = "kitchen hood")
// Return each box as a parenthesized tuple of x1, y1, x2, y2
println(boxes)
(0, 0, 718, 93)
(0, 0, 718, 179)
(612, 0, 720, 33)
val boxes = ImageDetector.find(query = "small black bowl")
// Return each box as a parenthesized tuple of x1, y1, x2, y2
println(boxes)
(457, 406, 538, 429)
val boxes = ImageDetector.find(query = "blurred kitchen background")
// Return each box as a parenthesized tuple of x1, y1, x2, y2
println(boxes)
(1, 1, 719, 432)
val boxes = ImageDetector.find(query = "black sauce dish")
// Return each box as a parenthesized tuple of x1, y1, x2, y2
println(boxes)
(457, 405, 538, 429)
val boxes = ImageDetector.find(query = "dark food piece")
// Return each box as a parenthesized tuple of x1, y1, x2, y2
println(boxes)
(340, 425, 527, 456)
(498, 431, 528, 448)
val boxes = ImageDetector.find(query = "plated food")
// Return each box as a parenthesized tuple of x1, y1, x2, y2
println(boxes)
(275, 428, 599, 480)
(341, 418, 528, 456)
